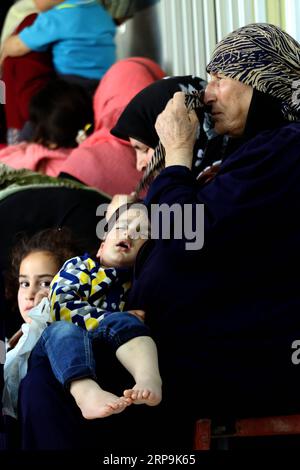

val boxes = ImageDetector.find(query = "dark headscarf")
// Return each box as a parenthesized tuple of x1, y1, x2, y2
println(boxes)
(207, 23, 300, 121)
(111, 75, 219, 177)
(111, 75, 210, 149)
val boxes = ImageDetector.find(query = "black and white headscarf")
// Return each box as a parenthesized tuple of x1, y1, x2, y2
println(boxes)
(207, 23, 300, 122)
(111, 76, 213, 195)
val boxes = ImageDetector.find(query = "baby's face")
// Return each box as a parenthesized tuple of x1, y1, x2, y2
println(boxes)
(97, 208, 149, 268)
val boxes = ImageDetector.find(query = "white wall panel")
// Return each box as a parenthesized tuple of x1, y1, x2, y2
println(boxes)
(237, 0, 254, 24)
(181, 0, 196, 74)
(230, 0, 243, 30)
(170, 0, 185, 74)
(215, 0, 234, 40)
(159, 0, 172, 73)
(158, 0, 300, 77)
(202, 0, 217, 66)
(284, 0, 300, 41)
(253, 0, 267, 22)
(191, 0, 207, 78)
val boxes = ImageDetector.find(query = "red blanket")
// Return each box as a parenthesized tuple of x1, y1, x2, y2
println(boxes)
(2, 13, 55, 130)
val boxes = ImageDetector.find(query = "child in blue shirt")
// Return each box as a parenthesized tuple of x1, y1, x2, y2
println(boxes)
(0, 0, 116, 83)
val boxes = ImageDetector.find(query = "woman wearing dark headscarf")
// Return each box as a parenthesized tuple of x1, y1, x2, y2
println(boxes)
(125, 23, 300, 441)
(111, 74, 220, 177)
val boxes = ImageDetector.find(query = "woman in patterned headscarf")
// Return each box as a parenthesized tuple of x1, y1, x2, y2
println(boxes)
(124, 23, 300, 445)
(206, 23, 300, 122)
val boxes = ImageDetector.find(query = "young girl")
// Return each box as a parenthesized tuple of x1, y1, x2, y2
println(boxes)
(0, 78, 93, 174)
(3, 227, 79, 417)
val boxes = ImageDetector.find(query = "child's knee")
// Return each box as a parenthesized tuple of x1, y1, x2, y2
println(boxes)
(43, 320, 76, 340)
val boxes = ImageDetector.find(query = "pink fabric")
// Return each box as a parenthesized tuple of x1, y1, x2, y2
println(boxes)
(0, 57, 165, 191)
(0, 142, 72, 176)
(59, 57, 166, 195)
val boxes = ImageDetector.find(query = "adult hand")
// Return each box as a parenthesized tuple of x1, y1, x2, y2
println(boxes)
(155, 91, 199, 169)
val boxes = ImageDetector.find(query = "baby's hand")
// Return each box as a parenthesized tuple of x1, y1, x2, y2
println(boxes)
(34, 289, 49, 306)
(128, 309, 145, 322)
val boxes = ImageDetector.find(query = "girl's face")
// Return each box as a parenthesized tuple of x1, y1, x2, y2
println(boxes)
(17, 251, 59, 323)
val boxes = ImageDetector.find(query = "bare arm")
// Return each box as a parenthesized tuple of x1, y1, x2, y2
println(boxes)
(154, 91, 199, 170)
(0, 34, 31, 66)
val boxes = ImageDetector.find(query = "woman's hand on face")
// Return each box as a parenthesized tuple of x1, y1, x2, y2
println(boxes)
(155, 91, 199, 169)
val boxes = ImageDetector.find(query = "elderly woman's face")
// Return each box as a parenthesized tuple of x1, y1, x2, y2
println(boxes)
(204, 73, 253, 137)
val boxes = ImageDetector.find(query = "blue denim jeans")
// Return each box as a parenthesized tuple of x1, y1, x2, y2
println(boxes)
(31, 312, 150, 387)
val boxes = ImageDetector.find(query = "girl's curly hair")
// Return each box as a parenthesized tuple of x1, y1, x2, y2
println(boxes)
(5, 227, 79, 306)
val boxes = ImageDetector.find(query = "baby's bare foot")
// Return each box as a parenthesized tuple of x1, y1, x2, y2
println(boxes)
(79, 391, 130, 419)
(123, 379, 162, 406)
(70, 378, 131, 419)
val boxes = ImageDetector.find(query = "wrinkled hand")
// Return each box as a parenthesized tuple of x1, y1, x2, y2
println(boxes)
(128, 309, 145, 322)
(155, 91, 199, 169)
(34, 289, 49, 307)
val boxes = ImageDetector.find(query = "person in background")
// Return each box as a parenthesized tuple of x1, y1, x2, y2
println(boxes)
(0, 79, 93, 175)
(0, 0, 38, 46)
(3, 228, 79, 419)
(1, 5, 54, 145)
(0, 0, 116, 93)
(58, 57, 166, 195)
